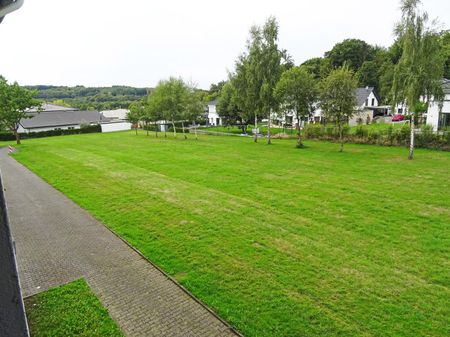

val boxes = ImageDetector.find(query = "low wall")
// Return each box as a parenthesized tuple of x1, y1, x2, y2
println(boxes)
(0, 170, 29, 337)
(101, 122, 132, 133)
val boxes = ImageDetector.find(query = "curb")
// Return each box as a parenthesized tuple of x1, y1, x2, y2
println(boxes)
(100, 223, 244, 337)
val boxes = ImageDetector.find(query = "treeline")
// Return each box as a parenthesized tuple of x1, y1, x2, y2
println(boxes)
(24, 85, 150, 111)
(211, 0, 448, 159)
(210, 31, 450, 107)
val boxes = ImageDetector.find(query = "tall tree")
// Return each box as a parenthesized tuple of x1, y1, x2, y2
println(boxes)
(149, 77, 188, 138)
(236, 17, 286, 144)
(391, 0, 445, 159)
(275, 66, 318, 148)
(0, 77, 41, 145)
(258, 17, 284, 145)
(320, 66, 358, 152)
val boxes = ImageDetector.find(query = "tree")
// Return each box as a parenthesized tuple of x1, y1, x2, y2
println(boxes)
(0, 77, 41, 145)
(440, 30, 450, 79)
(183, 82, 204, 140)
(207, 81, 226, 101)
(325, 39, 376, 71)
(258, 17, 284, 145)
(127, 101, 145, 135)
(146, 93, 163, 138)
(275, 66, 318, 148)
(320, 66, 358, 152)
(217, 81, 241, 127)
(357, 61, 379, 90)
(392, 0, 445, 160)
(234, 16, 286, 144)
(148, 78, 187, 138)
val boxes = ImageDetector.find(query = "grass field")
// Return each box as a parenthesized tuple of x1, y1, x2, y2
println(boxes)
(25, 279, 123, 337)
(8, 132, 450, 337)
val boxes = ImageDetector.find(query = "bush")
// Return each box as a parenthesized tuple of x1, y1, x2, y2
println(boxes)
(355, 126, 368, 138)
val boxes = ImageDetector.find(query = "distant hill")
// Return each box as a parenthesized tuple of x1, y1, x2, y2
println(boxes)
(24, 85, 151, 111)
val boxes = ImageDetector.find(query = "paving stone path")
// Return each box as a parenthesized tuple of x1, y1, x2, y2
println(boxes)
(0, 148, 240, 337)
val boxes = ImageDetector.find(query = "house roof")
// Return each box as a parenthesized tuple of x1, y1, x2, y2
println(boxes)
(355, 87, 376, 107)
(21, 110, 103, 129)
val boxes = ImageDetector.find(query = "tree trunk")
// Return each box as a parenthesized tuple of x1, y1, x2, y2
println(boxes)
(267, 110, 272, 145)
(338, 123, 344, 152)
(182, 121, 187, 139)
(146, 122, 149, 136)
(155, 122, 158, 138)
(408, 114, 415, 160)
(254, 114, 258, 143)
(172, 121, 177, 138)
(296, 113, 303, 148)
(193, 121, 198, 140)
(14, 130, 21, 145)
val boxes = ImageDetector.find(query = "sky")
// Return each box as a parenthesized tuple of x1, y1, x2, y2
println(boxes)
(0, 0, 449, 90)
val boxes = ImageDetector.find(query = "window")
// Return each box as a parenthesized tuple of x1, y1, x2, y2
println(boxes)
(371, 98, 375, 106)
(398, 108, 403, 114)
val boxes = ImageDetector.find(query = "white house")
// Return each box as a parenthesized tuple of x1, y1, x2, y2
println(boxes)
(348, 87, 380, 126)
(426, 79, 450, 131)
(277, 87, 380, 127)
(207, 100, 223, 126)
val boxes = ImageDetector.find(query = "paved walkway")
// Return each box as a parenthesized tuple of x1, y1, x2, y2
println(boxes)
(0, 148, 240, 337)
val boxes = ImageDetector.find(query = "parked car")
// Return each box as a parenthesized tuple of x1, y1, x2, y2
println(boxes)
(392, 114, 405, 122)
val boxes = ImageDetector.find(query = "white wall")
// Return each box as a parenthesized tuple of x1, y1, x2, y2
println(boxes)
(426, 94, 450, 131)
(101, 122, 132, 133)
(207, 104, 222, 126)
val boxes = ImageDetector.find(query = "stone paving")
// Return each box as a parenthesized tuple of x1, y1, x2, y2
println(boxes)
(0, 148, 240, 337)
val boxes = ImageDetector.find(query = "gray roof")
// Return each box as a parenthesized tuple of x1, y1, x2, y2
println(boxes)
(21, 110, 103, 129)
(355, 87, 375, 107)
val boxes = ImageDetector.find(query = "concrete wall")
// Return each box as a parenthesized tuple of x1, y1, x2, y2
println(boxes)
(101, 122, 132, 133)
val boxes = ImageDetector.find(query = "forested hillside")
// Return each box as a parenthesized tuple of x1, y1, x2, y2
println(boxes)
(24, 85, 150, 111)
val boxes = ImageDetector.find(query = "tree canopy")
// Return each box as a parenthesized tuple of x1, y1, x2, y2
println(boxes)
(0, 77, 41, 144)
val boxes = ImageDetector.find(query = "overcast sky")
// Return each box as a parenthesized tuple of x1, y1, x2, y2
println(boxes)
(0, 0, 449, 90)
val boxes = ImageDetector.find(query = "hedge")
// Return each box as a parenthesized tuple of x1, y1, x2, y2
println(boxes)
(0, 124, 102, 141)
(303, 124, 450, 151)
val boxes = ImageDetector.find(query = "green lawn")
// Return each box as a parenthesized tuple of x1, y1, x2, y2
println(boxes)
(9, 132, 450, 337)
(24, 279, 123, 337)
